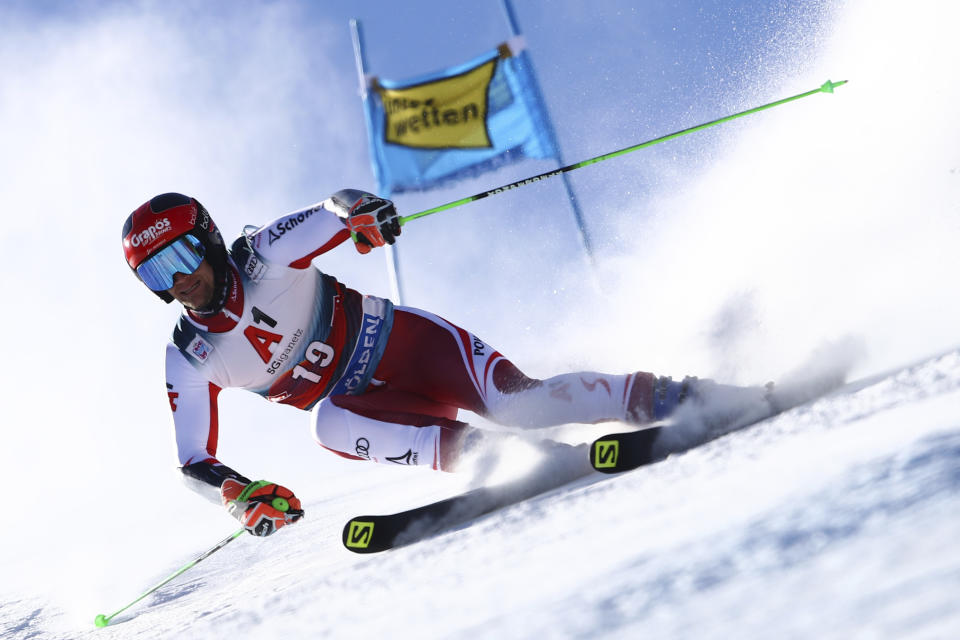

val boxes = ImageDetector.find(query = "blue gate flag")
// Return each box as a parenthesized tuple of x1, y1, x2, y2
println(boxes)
(363, 40, 558, 196)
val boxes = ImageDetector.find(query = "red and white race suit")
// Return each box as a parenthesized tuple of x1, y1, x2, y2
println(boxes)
(166, 197, 643, 497)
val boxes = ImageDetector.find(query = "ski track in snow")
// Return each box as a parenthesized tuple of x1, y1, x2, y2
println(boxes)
(4, 349, 959, 639)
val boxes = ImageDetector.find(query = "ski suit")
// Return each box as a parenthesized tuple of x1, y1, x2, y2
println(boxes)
(167, 197, 645, 498)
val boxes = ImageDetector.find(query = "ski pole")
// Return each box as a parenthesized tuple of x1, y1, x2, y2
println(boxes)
(399, 79, 847, 225)
(94, 528, 245, 628)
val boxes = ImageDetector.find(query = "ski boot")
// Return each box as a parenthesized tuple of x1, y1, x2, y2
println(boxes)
(626, 372, 774, 433)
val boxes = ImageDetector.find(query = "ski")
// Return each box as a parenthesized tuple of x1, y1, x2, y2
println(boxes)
(590, 426, 667, 474)
(344, 358, 858, 551)
(342, 465, 590, 554)
(343, 486, 500, 554)
(590, 374, 847, 474)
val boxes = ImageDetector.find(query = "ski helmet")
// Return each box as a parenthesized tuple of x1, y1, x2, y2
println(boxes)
(122, 193, 228, 307)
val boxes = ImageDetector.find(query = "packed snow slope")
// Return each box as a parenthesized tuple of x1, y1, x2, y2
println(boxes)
(2, 0, 960, 638)
(6, 349, 960, 639)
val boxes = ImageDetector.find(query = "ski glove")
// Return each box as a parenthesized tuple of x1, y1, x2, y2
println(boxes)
(221, 479, 304, 537)
(344, 195, 401, 254)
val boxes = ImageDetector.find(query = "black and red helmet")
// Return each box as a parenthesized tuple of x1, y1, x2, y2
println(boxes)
(122, 193, 228, 305)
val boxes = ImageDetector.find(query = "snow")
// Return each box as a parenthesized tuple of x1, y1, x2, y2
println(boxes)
(5, 351, 959, 639)
(3, 0, 960, 638)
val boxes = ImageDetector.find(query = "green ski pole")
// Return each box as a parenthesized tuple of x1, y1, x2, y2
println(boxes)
(94, 528, 245, 628)
(399, 79, 847, 226)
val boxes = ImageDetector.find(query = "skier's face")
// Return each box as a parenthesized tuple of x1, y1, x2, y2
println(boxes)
(167, 260, 215, 310)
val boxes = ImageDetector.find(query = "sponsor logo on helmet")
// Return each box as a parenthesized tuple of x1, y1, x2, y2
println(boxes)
(268, 208, 317, 245)
(130, 218, 172, 248)
(187, 203, 211, 230)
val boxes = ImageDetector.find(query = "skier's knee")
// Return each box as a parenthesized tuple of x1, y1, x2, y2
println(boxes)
(491, 360, 542, 394)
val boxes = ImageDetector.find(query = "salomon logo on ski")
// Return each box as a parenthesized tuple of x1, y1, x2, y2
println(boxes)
(346, 521, 375, 549)
(593, 440, 620, 469)
(340, 459, 599, 554)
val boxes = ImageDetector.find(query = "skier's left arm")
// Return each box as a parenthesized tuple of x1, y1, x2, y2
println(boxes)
(250, 190, 400, 267)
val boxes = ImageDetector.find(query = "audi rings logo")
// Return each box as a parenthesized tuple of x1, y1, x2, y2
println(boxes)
(355, 437, 371, 460)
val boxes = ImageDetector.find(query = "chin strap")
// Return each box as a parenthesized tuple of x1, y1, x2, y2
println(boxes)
(191, 262, 232, 316)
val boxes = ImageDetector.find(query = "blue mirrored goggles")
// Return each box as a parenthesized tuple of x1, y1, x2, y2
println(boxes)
(136, 234, 206, 291)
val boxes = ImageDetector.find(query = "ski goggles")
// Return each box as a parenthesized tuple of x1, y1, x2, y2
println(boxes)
(136, 234, 206, 291)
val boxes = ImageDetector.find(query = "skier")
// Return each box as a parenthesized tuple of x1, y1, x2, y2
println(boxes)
(122, 191, 761, 537)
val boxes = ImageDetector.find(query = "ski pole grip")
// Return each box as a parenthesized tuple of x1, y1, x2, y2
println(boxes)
(238, 480, 291, 512)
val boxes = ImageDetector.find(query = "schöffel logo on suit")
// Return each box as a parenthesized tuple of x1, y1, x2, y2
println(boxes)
(268, 207, 318, 245)
(386, 449, 418, 465)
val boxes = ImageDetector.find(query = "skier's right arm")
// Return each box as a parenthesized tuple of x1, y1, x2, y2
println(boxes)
(166, 345, 304, 536)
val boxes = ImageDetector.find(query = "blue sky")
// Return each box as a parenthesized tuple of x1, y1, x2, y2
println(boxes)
(0, 0, 835, 231)
(0, 0, 839, 335)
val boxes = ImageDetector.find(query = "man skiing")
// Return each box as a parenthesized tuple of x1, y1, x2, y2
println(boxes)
(123, 191, 762, 537)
